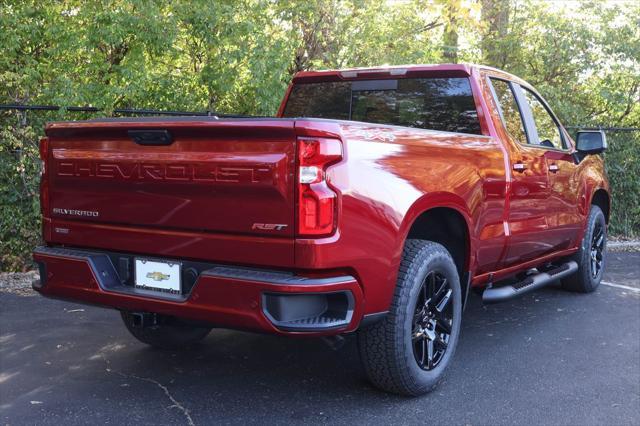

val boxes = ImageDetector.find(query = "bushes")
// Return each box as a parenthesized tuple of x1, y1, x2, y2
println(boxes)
(1, 109, 638, 271)
(605, 131, 640, 237)
(0, 112, 43, 271)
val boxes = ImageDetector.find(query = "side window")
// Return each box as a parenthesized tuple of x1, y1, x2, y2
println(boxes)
(521, 88, 565, 150)
(489, 78, 527, 145)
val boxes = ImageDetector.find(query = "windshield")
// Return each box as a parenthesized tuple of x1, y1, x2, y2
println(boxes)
(282, 77, 482, 135)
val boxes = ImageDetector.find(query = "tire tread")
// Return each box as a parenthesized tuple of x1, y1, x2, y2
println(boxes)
(358, 240, 460, 395)
(562, 205, 606, 293)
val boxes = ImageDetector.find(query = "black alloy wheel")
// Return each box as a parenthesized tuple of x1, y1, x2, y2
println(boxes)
(412, 271, 453, 370)
(561, 205, 606, 293)
(590, 221, 605, 278)
(358, 240, 462, 395)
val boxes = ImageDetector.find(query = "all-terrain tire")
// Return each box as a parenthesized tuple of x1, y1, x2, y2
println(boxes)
(562, 205, 607, 293)
(358, 240, 462, 396)
(120, 311, 211, 349)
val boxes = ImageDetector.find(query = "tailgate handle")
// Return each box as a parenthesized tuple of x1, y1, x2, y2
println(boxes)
(128, 130, 173, 146)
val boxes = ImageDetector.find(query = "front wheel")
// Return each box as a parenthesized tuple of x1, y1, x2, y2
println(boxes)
(358, 240, 462, 396)
(562, 205, 607, 293)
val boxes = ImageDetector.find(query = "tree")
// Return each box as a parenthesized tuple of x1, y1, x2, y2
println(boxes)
(479, 0, 510, 67)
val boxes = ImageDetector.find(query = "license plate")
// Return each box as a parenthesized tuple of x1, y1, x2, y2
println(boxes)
(135, 258, 181, 294)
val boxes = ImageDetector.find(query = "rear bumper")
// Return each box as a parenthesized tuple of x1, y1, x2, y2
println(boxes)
(33, 246, 364, 335)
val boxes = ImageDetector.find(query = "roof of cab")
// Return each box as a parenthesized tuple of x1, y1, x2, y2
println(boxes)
(291, 63, 524, 85)
(292, 63, 475, 83)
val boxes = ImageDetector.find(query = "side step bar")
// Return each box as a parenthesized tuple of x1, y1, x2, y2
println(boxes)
(482, 261, 578, 304)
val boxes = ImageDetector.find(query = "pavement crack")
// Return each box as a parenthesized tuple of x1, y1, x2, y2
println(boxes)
(118, 372, 196, 426)
(101, 355, 195, 426)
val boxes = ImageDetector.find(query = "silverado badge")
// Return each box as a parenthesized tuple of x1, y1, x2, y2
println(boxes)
(146, 272, 170, 282)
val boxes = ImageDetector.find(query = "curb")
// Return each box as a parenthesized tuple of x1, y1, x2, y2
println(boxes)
(607, 241, 640, 252)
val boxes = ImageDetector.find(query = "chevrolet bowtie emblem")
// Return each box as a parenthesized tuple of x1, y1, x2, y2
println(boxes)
(146, 272, 170, 281)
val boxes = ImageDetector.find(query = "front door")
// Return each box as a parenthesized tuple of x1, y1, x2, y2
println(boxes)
(517, 85, 582, 250)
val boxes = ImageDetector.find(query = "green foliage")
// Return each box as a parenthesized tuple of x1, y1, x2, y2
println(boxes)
(605, 132, 640, 237)
(477, 0, 640, 128)
(0, 111, 44, 271)
(1, 0, 639, 270)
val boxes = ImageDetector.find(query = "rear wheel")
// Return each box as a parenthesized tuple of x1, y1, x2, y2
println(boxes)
(358, 240, 462, 396)
(562, 205, 607, 293)
(120, 311, 211, 349)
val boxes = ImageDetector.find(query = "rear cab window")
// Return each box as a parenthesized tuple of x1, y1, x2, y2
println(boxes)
(282, 77, 482, 135)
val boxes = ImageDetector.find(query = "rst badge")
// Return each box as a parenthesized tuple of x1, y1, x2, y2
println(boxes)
(252, 223, 288, 231)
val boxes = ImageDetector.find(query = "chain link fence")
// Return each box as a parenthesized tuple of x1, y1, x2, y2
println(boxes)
(1, 106, 639, 271)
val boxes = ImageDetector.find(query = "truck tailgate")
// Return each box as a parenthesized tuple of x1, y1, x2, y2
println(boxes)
(44, 118, 296, 243)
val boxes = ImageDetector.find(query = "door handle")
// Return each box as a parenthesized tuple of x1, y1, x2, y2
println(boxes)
(549, 164, 559, 173)
(513, 163, 527, 172)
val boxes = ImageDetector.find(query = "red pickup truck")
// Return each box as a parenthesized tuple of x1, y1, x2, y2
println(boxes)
(33, 64, 610, 395)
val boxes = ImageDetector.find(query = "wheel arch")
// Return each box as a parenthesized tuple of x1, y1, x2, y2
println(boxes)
(590, 188, 610, 223)
(400, 195, 473, 304)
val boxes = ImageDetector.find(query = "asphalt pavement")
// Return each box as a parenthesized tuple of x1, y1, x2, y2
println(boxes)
(1, 252, 639, 425)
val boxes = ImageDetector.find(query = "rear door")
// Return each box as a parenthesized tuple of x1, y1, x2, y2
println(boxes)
(488, 78, 554, 266)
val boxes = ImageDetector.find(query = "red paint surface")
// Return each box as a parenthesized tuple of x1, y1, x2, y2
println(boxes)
(33, 251, 363, 335)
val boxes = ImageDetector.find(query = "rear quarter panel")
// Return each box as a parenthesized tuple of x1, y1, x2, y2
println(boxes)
(294, 120, 507, 314)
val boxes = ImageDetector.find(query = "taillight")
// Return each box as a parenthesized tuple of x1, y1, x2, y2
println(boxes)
(39, 137, 49, 216)
(297, 137, 342, 236)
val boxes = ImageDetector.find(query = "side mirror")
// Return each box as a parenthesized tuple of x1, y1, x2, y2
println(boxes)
(576, 130, 607, 155)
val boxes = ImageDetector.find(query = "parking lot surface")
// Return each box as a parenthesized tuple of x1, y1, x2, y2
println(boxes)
(1, 252, 639, 425)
